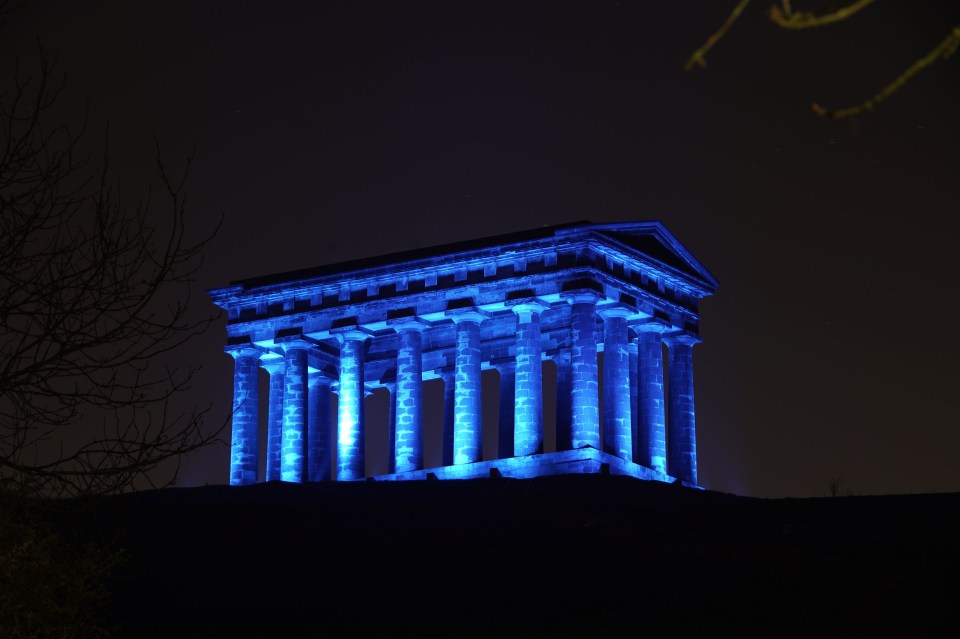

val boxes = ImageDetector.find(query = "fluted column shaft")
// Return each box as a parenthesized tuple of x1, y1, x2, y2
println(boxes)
(228, 347, 260, 486)
(666, 334, 699, 485)
(337, 333, 368, 480)
(280, 343, 309, 482)
(308, 372, 333, 481)
(394, 325, 425, 473)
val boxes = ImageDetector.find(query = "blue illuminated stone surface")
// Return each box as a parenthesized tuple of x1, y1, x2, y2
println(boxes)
(209, 220, 718, 488)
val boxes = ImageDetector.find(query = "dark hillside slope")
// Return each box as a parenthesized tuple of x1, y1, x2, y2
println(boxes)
(60, 475, 960, 637)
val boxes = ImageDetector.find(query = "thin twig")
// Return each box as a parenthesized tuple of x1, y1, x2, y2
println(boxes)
(685, 0, 753, 71)
(769, 0, 877, 30)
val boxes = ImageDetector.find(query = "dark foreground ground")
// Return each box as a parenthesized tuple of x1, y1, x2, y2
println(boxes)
(58, 475, 960, 637)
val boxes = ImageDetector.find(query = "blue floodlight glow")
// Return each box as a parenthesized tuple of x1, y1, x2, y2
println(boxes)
(211, 221, 717, 489)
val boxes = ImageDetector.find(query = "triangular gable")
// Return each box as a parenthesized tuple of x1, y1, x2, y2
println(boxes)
(576, 222, 719, 292)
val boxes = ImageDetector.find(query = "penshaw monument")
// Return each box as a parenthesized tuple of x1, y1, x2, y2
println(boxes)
(208, 221, 718, 488)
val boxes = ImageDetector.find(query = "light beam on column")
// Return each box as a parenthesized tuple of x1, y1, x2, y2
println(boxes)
(333, 327, 371, 481)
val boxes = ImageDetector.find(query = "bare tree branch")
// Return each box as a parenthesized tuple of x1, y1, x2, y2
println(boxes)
(811, 25, 960, 119)
(768, 0, 877, 30)
(685, 1, 958, 120)
(685, 0, 753, 71)
(0, 35, 228, 498)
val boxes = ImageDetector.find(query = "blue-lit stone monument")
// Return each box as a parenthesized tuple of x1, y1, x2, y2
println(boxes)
(208, 221, 718, 487)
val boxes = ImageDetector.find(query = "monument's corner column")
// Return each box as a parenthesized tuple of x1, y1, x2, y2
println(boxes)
(226, 344, 261, 486)
(665, 332, 701, 486)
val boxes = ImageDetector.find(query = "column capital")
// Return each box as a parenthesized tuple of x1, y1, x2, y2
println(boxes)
(308, 369, 334, 385)
(387, 315, 431, 332)
(631, 319, 671, 335)
(445, 306, 490, 324)
(260, 354, 285, 373)
(506, 297, 549, 322)
(489, 357, 516, 373)
(596, 303, 634, 320)
(435, 364, 455, 378)
(275, 337, 317, 352)
(664, 332, 702, 347)
(330, 324, 374, 343)
(224, 343, 263, 360)
(560, 289, 602, 305)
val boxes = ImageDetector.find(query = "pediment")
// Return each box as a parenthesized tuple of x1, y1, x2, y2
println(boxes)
(587, 222, 719, 292)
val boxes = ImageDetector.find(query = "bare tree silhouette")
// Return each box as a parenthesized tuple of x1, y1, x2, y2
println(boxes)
(0, 2, 226, 499)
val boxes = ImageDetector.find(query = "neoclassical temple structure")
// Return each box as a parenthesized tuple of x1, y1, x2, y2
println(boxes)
(209, 221, 718, 488)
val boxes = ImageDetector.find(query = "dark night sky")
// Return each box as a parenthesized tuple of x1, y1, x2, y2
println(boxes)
(6, 1, 959, 498)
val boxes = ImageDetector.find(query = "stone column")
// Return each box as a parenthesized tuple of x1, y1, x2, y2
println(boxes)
(440, 368, 455, 466)
(509, 300, 548, 457)
(279, 340, 310, 483)
(564, 291, 601, 450)
(334, 329, 369, 481)
(553, 352, 572, 451)
(665, 333, 700, 485)
(629, 342, 639, 463)
(635, 322, 668, 474)
(493, 361, 515, 459)
(227, 346, 260, 486)
(600, 306, 633, 462)
(308, 371, 333, 482)
(261, 359, 285, 482)
(447, 308, 488, 465)
(391, 318, 428, 473)
(383, 379, 397, 474)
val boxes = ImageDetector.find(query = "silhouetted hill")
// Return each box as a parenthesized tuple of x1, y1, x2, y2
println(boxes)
(58, 475, 960, 637)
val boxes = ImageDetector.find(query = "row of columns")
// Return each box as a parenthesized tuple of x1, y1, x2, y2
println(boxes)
(228, 297, 700, 486)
